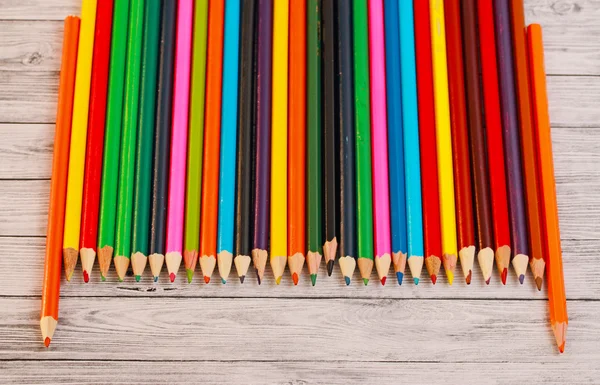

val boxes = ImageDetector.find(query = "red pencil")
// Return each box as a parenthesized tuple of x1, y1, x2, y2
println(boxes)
(414, 0, 442, 284)
(477, 0, 511, 284)
(79, 0, 114, 282)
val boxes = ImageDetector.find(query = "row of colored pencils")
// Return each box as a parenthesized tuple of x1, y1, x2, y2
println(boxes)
(41, 0, 567, 351)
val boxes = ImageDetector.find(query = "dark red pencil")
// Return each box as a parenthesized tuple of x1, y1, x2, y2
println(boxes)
(414, 0, 442, 284)
(79, 0, 114, 282)
(477, 0, 511, 284)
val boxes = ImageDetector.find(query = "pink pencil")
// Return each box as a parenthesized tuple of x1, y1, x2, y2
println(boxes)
(165, 0, 194, 282)
(368, 0, 392, 285)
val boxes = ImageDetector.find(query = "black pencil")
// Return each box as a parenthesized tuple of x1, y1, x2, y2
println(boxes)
(149, 0, 177, 282)
(234, 0, 257, 283)
(336, 0, 356, 285)
(322, 0, 337, 276)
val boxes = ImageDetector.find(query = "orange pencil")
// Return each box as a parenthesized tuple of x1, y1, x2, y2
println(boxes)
(199, 0, 225, 284)
(527, 24, 567, 353)
(41, 16, 80, 348)
(288, 0, 306, 285)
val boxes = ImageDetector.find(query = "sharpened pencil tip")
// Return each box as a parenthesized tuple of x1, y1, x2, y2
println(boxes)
(363, 278, 369, 286)
(292, 273, 299, 285)
(431, 274, 437, 285)
(186, 269, 194, 283)
(135, 275, 141, 282)
(169, 273, 176, 283)
(153, 276, 159, 283)
(396, 272, 404, 285)
(221, 278, 227, 284)
(380, 276, 386, 286)
(44, 337, 51, 348)
(275, 276, 282, 285)
(466, 270, 472, 285)
(310, 274, 317, 286)
(486, 277, 491, 285)
(327, 260, 334, 276)
(344, 276, 351, 286)
(535, 277, 543, 291)
(413, 277, 419, 285)
(501, 268, 508, 285)
(447, 270, 454, 285)
(518, 274, 525, 284)
(83, 270, 89, 283)
(101, 274, 106, 282)
(256, 269, 261, 285)
(239, 275, 245, 284)
(204, 276, 210, 284)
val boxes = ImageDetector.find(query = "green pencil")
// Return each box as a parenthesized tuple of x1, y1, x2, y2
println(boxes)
(306, 0, 322, 286)
(114, 0, 145, 281)
(131, 0, 161, 281)
(183, 0, 209, 284)
(353, 0, 374, 285)
(97, 0, 131, 281)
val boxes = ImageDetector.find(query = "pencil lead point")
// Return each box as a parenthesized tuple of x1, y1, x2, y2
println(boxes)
(344, 276, 351, 286)
(221, 278, 227, 284)
(431, 274, 437, 285)
(396, 272, 404, 285)
(519, 274, 525, 284)
(204, 276, 210, 284)
(485, 277, 491, 285)
(101, 274, 106, 282)
(256, 269, 261, 285)
(413, 277, 419, 285)
(239, 275, 245, 284)
(153, 276, 159, 283)
(169, 273, 176, 283)
(501, 268, 508, 285)
(327, 260, 334, 276)
(465, 270, 472, 285)
(310, 274, 317, 286)
(275, 276, 282, 285)
(135, 275, 141, 282)
(535, 277, 543, 291)
(44, 337, 51, 348)
(292, 273, 299, 285)
(83, 270, 89, 283)
(447, 270, 454, 286)
(186, 269, 194, 283)
(362, 278, 369, 286)
(380, 276, 386, 286)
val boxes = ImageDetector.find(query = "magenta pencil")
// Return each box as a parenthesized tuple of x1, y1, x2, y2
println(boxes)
(368, 0, 392, 285)
(165, 0, 194, 282)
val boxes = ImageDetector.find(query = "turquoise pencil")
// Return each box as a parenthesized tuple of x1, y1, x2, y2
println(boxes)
(399, 0, 424, 284)
(216, 0, 241, 284)
(383, 0, 407, 285)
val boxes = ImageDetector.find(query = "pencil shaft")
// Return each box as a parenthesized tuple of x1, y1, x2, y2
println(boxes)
(184, 1, 209, 255)
(63, 0, 98, 252)
(307, 0, 322, 254)
(150, 0, 176, 257)
(98, 0, 130, 251)
(337, 0, 356, 260)
(288, 0, 306, 258)
(236, 0, 257, 258)
(166, 0, 194, 255)
(80, 0, 113, 252)
(253, 0, 272, 252)
(493, 0, 529, 258)
(353, 0, 374, 263)
(132, 0, 161, 256)
(115, 0, 144, 259)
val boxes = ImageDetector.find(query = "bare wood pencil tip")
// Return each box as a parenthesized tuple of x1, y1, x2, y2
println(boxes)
(270, 255, 287, 285)
(477, 247, 495, 284)
(62, 247, 78, 281)
(442, 253, 457, 286)
(425, 256, 442, 284)
(288, 252, 305, 285)
(199, 254, 216, 284)
(79, 247, 96, 282)
(306, 251, 322, 278)
(40, 316, 58, 347)
(131, 252, 148, 280)
(512, 253, 529, 284)
(148, 253, 165, 282)
(459, 246, 476, 285)
(375, 253, 391, 285)
(323, 237, 338, 276)
(252, 249, 268, 284)
(530, 257, 546, 291)
(553, 321, 567, 353)
(407, 255, 424, 285)
(234, 254, 252, 282)
(98, 245, 114, 281)
(217, 250, 233, 284)
(113, 255, 130, 282)
(392, 251, 407, 278)
(338, 256, 356, 285)
(357, 257, 374, 285)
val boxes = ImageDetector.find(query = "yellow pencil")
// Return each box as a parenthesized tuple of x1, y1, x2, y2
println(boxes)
(270, 0, 289, 285)
(429, 0, 457, 285)
(62, 0, 98, 281)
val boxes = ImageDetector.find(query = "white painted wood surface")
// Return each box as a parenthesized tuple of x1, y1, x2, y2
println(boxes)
(0, 0, 598, 383)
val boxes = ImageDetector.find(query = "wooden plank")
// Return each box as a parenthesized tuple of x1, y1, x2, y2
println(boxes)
(1, 236, 596, 299)
(0, 124, 52, 179)
(1, 297, 598, 361)
(0, 21, 63, 72)
(0, 361, 596, 384)
(1, 71, 598, 126)
(2, 1, 600, 75)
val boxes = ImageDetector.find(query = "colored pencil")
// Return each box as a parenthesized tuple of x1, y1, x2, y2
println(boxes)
(165, 0, 193, 282)
(114, 0, 144, 281)
(353, 0, 374, 286)
(444, 0, 475, 284)
(527, 24, 568, 352)
(62, 0, 97, 281)
(131, 0, 161, 281)
(461, 0, 494, 284)
(200, 0, 225, 284)
(217, 0, 241, 284)
(414, 0, 442, 284)
(368, 0, 392, 286)
(149, 0, 176, 281)
(235, 0, 257, 283)
(79, 0, 113, 283)
(383, 0, 407, 285)
(321, 0, 338, 277)
(97, 0, 130, 281)
(306, 0, 323, 286)
(429, 0, 457, 285)
(270, 0, 289, 285)
(477, 0, 511, 284)
(252, 0, 272, 284)
(337, 0, 357, 285)
(511, 0, 545, 290)
(494, 0, 529, 283)
(41, 16, 79, 348)
(184, 0, 209, 283)
(398, 0, 424, 285)
(288, 0, 306, 285)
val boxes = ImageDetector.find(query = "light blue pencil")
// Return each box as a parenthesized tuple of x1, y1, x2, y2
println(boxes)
(216, 0, 241, 284)
(399, 0, 424, 284)
(383, 0, 408, 285)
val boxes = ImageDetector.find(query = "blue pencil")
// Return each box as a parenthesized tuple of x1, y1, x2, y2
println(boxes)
(383, 0, 408, 285)
(216, 0, 241, 284)
(399, 0, 424, 284)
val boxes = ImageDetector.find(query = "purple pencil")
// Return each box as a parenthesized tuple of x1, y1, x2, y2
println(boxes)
(493, 0, 529, 283)
(252, 0, 273, 284)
